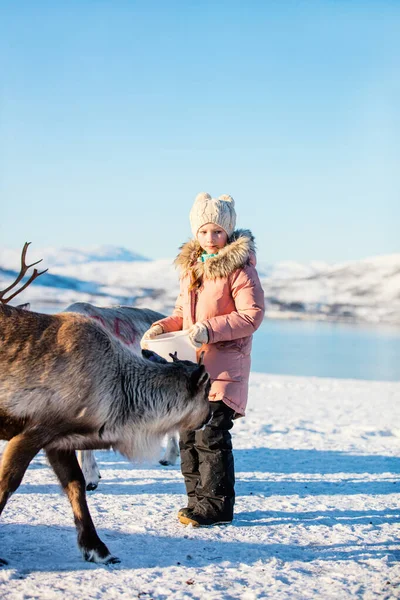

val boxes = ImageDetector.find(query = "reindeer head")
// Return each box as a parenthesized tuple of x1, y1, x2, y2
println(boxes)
(141, 348, 211, 430)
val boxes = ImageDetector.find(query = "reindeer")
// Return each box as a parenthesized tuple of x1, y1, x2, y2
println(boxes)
(64, 302, 181, 490)
(0, 244, 211, 565)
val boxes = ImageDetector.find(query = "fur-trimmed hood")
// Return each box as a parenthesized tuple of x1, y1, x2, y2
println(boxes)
(174, 229, 256, 279)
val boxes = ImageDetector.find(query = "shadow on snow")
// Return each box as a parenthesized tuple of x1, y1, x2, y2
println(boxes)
(13, 446, 399, 498)
(0, 523, 399, 575)
(4, 447, 399, 477)
(93, 447, 400, 475)
(15, 477, 399, 497)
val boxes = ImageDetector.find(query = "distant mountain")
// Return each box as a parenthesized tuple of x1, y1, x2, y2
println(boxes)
(0, 245, 149, 269)
(0, 246, 399, 325)
(256, 260, 330, 280)
(260, 254, 400, 324)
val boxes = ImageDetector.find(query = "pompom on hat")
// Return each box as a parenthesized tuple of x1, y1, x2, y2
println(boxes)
(189, 192, 237, 238)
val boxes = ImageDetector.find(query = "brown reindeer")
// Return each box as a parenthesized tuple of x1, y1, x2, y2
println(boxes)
(0, 244, 211, 565)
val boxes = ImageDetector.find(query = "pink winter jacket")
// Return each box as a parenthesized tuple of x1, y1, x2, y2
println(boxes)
(154, 229, 265, 417)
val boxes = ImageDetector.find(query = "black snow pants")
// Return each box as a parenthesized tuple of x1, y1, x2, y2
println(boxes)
(179, 400, 235, 520)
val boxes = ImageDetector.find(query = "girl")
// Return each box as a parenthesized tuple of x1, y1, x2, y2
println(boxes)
(141, 192, 265, 526)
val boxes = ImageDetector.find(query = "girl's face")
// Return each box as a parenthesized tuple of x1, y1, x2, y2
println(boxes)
(197, 223, 228, 253)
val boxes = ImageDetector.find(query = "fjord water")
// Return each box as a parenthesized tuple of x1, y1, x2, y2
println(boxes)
(251, 319, 400, 382)
(39, 305, 400, 382)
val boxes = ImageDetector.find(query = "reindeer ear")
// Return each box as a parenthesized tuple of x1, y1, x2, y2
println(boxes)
(190, 365, 210, 395)
(17, 303, 30, 311)
(169, 351, 179, 363)
(141, 349, 168, 364)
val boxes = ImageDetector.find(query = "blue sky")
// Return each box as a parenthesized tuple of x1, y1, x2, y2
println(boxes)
(1, 0, 399, 263)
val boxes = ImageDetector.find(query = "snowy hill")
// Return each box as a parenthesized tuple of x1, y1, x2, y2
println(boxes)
(0, 246, 399, 325)
(261, 254, 400, 324)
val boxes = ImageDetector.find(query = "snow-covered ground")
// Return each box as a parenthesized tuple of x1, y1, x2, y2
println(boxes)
(1, 373, 399, 599)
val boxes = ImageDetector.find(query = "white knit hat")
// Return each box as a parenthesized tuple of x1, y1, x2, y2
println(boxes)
(189, 192, 236, 238)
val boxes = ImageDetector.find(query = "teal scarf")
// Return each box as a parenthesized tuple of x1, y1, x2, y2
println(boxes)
(198, 251, 219, 263)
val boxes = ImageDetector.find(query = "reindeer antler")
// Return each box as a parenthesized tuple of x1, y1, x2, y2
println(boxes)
(0, 242, 48, 304)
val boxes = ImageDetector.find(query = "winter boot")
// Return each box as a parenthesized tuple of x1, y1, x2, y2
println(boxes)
(177, 507, 195, 519)
(179, 512, 232, 527)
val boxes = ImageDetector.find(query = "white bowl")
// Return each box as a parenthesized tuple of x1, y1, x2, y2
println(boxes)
(146, 329, 197, 363)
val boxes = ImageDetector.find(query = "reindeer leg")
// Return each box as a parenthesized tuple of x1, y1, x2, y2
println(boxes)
(0, 432, 44, 515)
(45, 448, 119, 564)
(0, 431, 45, 566)
(77, 450, 101, 491)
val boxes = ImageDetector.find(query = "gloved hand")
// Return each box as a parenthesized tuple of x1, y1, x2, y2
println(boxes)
(140, 324, 164, 349)
(188, 322, 209, 348)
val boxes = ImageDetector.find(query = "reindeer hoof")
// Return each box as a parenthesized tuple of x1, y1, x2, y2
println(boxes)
(105, 555, 120, 565)
(86, 482, 98, 491)
(82, 547, 119, 564)
(159, 459, 171, 466)
(0, 558, 9, 566)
